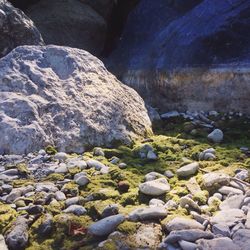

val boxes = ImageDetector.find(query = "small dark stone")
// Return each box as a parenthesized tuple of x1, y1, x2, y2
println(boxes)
(27, 205, 44, 215)
(117, 181, 130, 193)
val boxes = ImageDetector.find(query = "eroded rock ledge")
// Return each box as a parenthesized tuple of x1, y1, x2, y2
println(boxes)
(122, 65, 250, 113)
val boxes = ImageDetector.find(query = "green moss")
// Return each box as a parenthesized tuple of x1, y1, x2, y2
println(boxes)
(45, 145, 57, 155)
(62, 182, 79, 197)
(0, 204, 17, 233)
(161, 208, 190, 225)
(84, 200, 114, 220)
(208, 198, 221, 213)
(68, 166, 81, 175)
(17, 163, 30, 176)
(46, 173, 65, 181)
(120, 188, 139, 206)
(97, 239, 117, 250)
(193, 190, 209, 205)
(28, 214, 93, 250)
(12, 179, 35, 188)
(117, 221, 139, 235)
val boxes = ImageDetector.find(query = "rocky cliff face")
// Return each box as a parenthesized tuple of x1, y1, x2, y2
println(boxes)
(0, 0, 44, 58)
(107, 0, 250, 112)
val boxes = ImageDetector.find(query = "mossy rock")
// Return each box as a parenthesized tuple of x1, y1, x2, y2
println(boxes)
(45, 145, 57, 155)
(0, 204, 17, 233)
(193, 190, 209, 205)
(117, 221, 140, 235)
(45, 173, 65, 181)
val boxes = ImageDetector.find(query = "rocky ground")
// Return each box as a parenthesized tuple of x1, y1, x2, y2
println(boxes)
(0, 111, 250, 250)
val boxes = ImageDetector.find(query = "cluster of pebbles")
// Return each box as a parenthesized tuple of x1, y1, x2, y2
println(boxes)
(0, 111, 250, 249)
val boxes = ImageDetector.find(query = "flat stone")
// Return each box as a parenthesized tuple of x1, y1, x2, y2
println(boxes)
(134, 223, 162, 249)
(164, 229, 214, 243)
(65, 197, 80, 207)
(165, 217, 204, 232)
(149, 198, 165, 207)
(54, 164, 68, 174)
(129, 207, 167, 221)
(87, 159, 106, 170)
(218, 186, 243, 195)
(219, 194, 244, 210)
(185, 177, 202, 195)
(139, 178, 170, 196)
(35, 183, 58, 192)
(197, 237, 240, 250)
(176, 162, 199, 178)
(63, 205, 86, 216)
(67, 159, 87, 170)
(202, 172, 230, 189)
(179, 240, 197, 250)
(233, 229, 250, 250)
(212, 224, 230, 237)
(88, 214, 125, 236)
(211, 209, 245, 227)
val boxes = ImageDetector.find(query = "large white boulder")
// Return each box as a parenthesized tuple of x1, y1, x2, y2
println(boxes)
(0, 45, 152, 154)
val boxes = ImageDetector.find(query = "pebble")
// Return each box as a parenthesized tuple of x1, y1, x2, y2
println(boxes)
(164, 229, 214, 244)
(178, 240, 197, 250)
(54, 152, 68, 162)
(207, 129, 224, 143)
(86, 159, 106, 170)
(55, 191, 66, 201)
(129, 207, 168, 221)
(149, 198, 165, 207)
(164, 170, 174, 178)
(232, 229, 250, 250)
(88, 214, 125, 236)
(6, 217, 29, 250)
(118, 163, 127, 169)
(218, 186, 243, 195)
(63, 205, 86, 216)
(179, 196, 201, 212)
(199, 148, 216, 161)
(147, 150, 157, 160)
(165, 217, 204, 232)
(65, 197, 79, 207)
(202, 172, 230, 189)
(197, 237, 240, 250)
(219, 194, 245, 210)
(211, 209, 245, 227)
(145, 172, 164, 181)
(75, 175, 90, 187)
(101, 204, 119, 218)
(110, 157, 120, 164)
(93, 147, 105, 157)
(212, 224, 230, 237)
(139, 178, 170, 196)
(176, 162, 199, 178)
